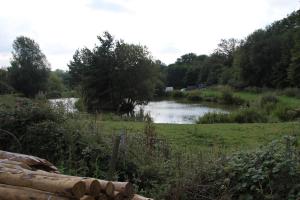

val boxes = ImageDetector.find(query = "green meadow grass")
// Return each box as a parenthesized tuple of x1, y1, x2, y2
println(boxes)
(97, 120, 300, 152)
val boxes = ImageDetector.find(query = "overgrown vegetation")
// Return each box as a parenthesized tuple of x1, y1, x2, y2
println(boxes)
(1, 96, 300, 199)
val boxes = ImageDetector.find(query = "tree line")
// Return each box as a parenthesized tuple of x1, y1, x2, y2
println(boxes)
(164, 9, 300, 89)
(0, 9, 299, 113)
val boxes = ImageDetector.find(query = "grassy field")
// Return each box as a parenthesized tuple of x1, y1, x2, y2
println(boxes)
(96, 120, 300, 152)
(192, 88, 300, 108)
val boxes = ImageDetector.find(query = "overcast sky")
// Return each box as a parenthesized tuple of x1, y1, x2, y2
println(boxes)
(0, 0, 299, 70)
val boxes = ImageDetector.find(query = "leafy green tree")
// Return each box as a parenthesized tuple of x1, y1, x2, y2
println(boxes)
(215, 38, 240, 66)
(69, 32, 158, 113)
(288, 30, 300, 87)
(8, 36, 50, 97)
(175, 53, 198, 65)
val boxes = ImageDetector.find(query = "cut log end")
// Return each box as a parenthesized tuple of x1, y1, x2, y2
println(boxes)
(72, 180, 86, 198)
(106, 181, 115, 197)
(84, 179, 102, 196)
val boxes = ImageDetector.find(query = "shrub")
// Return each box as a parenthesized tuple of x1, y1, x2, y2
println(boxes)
(46, 90, 62, 99)
(244, 86, 263, 93)
(171, 91, 185, 98)
(0, 97, 67, 162)
(0, 81, 14, 95)
(187, 92, 202, 102)
(221, 89, 244, 105)
(197, 112, 231, 124)
(260, 94, 278, 106)
(274, 105, 300, 121)
(74, 98, 85, 112)
(281, 87, 300, 98)
(232, 107, 268, 123)
(197, 108, 267, 124)
(182, 136, 300, 200)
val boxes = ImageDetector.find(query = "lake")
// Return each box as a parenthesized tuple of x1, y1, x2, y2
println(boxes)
(136, 100, 227, 124)
(49, 98, 228, 124)
(49, 98, 78, 113)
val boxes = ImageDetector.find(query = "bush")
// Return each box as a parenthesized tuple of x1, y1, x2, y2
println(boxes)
(260, 94, 278, 106)
(197, 108, 267, 124)
(197, 112, 231, 124)
(0, 81, 14, 95)
(244, 86, 263, 93)
(281, 87, 300, 98)
(274, 105, 300, 121)
(221, 89, 244, 105)
(74, 98, 85, 112)
(46, 90, 62, 99)
(171, 91, 185, 98)
(182, 136, 300, 200)
(232, 107, 268, 123)
(0, 97, 67, 162)
(187, 92, 202, 102)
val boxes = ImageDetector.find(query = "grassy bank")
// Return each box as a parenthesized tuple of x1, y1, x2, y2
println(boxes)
(167, 86, 300, 108)
(94, 120, 300, 151)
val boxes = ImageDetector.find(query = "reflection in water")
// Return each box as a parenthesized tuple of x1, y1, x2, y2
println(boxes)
(49, 98, 78, 113)
(49, 99, 227, 124)
(136, 101, 227, 124)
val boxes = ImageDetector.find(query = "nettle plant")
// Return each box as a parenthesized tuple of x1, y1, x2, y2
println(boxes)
(217, 136, 300, 200)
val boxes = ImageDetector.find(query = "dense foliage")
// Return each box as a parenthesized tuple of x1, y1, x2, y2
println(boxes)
(69, 32, 159, 113)
(7, 36, 50, 97)
(1, 96, 299, 199)
(164, 9, 300, 90)
(183, 136, 300, 200)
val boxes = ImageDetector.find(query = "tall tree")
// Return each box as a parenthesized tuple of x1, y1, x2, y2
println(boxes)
(288, 30, 300, 87)
(8, 36, 50, 97)
(69, 32, 158, 113)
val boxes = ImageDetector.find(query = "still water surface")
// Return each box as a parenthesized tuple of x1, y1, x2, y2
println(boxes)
(136, 100, 227, 124)
(49, 99, 228, 124)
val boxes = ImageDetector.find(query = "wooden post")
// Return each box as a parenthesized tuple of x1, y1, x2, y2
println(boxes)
(108, 134, 121, 180)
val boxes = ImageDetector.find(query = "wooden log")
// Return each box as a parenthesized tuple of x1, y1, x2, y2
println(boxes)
(0, 184, 73, 200)
(0, 171, 86, 198)
(0, 150, 59, 172)
(83, 178, 102, 196)
(132, 194, 154, 200)
(81, 195, 95, 200)
(112, 181, 133, 197)
(0, 166, 101, 197)
(0, 159, 32, 170)
(98, 179, 115, 197)
(112, 191, 123, 200)
(96, 193, 109, 200)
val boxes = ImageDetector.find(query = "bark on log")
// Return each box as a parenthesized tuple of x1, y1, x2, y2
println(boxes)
(96, 193, 109, 200)
(0, 150, 59, 172)
(112, 181, 133, 197)
(0, 184, 73, 200)
(98, 179, 115, 197)
(0, 159, 32, 170)
(112, 191, 123, 200)
(0, 171, 86, 198)
(0, 165, 101, 197)
(132, 194, 154, 200)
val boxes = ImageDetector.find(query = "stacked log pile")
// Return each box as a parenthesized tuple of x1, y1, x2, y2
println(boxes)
(0, 150, 153, 200)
